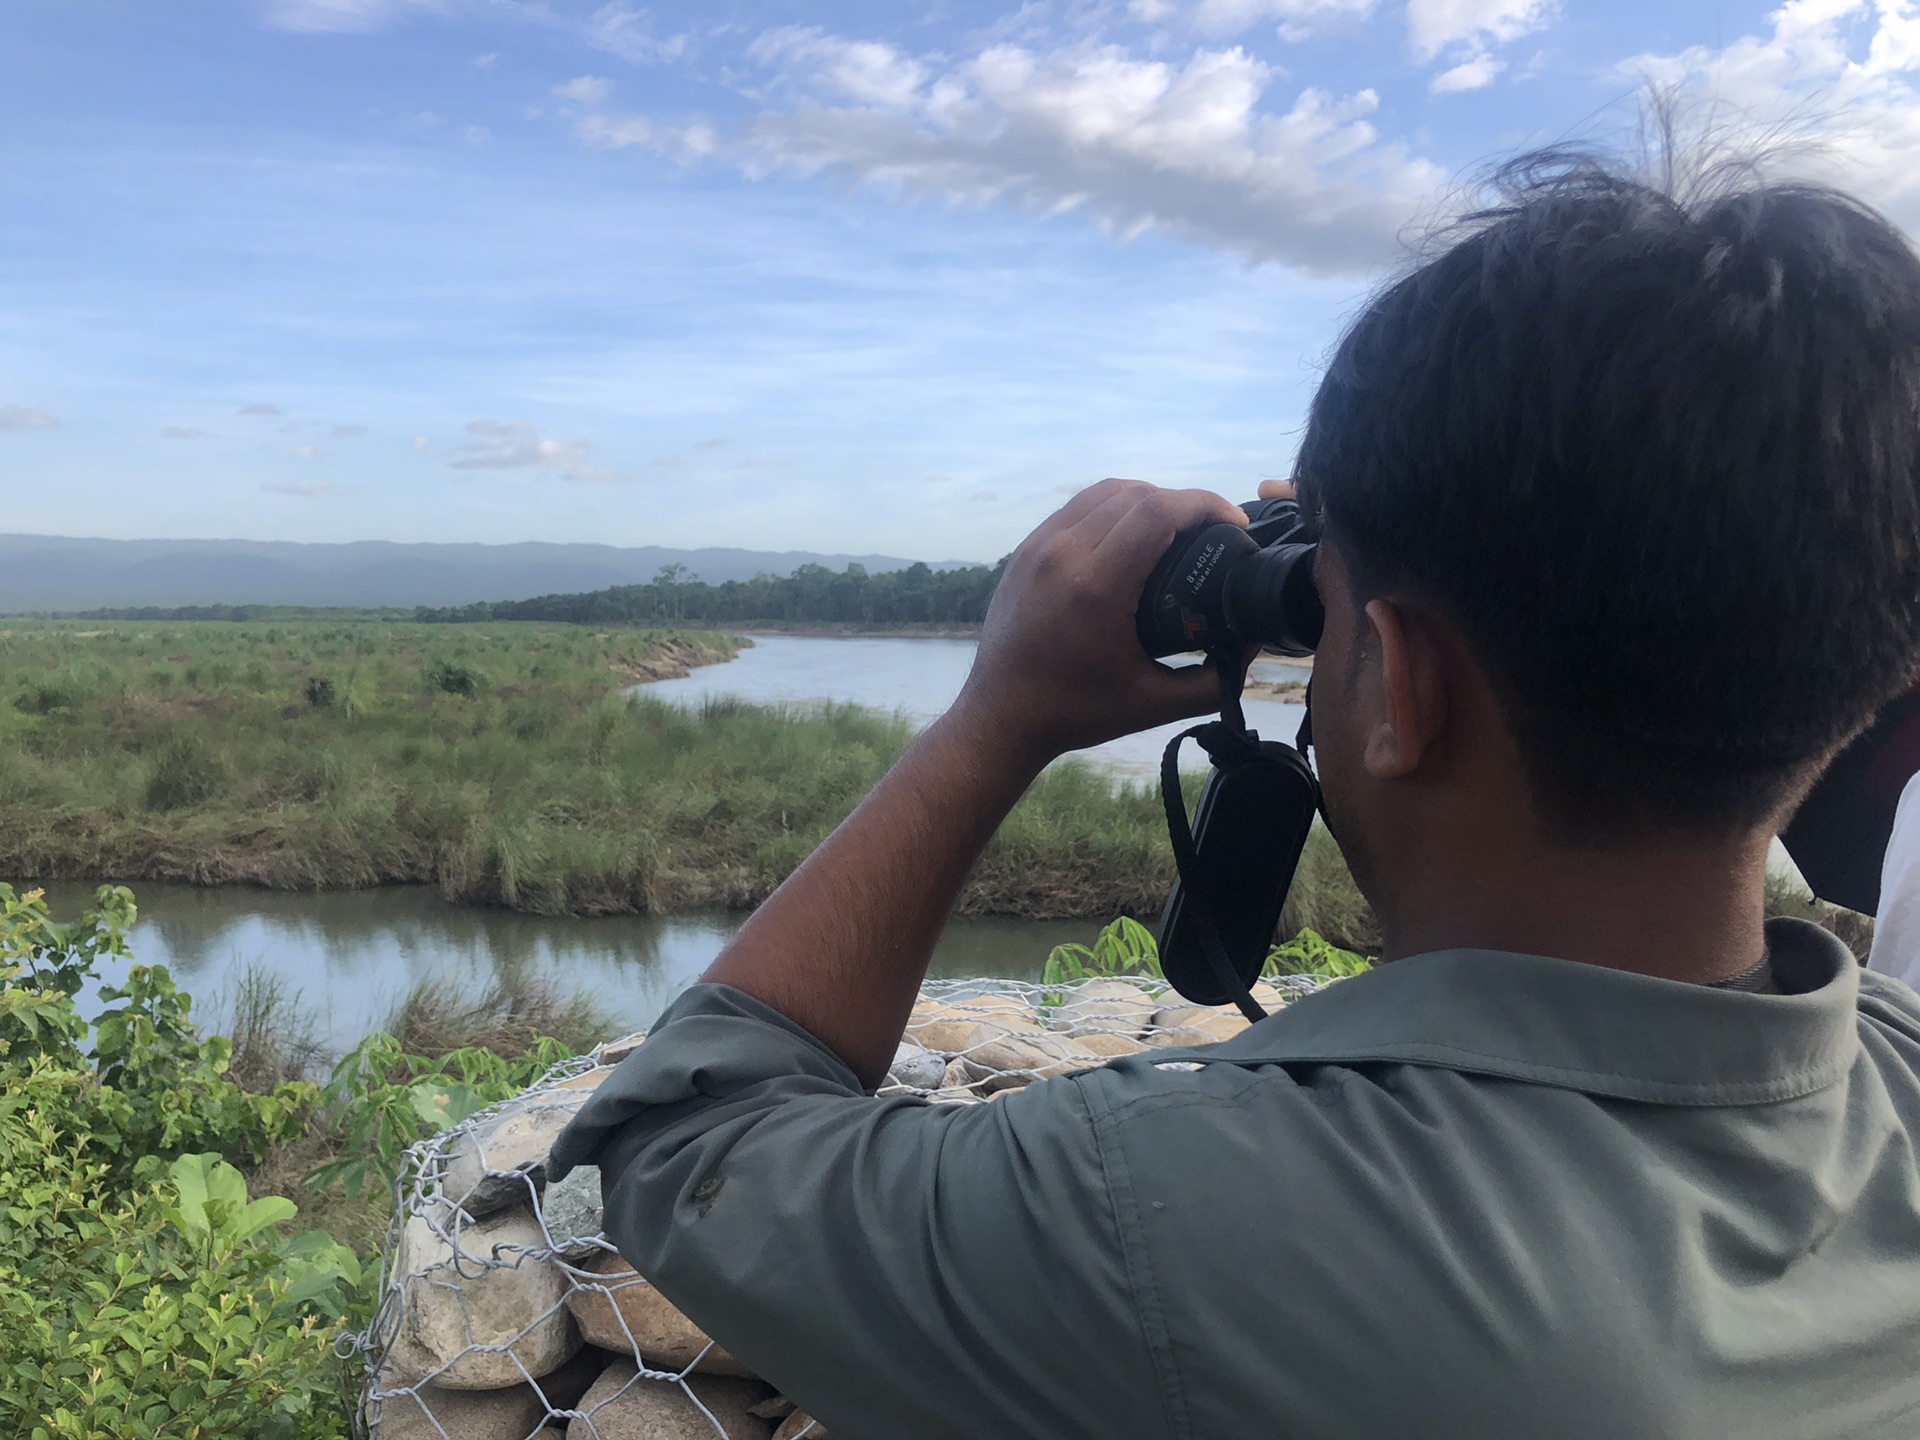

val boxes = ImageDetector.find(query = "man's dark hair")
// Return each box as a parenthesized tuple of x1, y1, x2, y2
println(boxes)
(1297, 145, 1920, 839)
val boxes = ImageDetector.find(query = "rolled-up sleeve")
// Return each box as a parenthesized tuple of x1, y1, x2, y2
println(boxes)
(549, 984, 1171, 1440)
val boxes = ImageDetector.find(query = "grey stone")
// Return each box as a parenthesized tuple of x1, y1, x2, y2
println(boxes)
(386, 1209, 582, 1390)
(456, 1167, 546, 1224)
(566, 1363, 774, 1440)
(599, 1032, 647, 1065)
(369, 1377, 549, 1440)
(1046, 978, 1157, 1038)
(961, 1030, 1125, 1089)
(883, 1042, 947, 1090)
(540, 1163, 604, 1254)
(565, 1249, 752, 1377)
(1143, 985, 1288, 1048)
(371, 1350, 608, 1438)
(904, 994, 1039, 1054)
(440, 1072, 608, 1218)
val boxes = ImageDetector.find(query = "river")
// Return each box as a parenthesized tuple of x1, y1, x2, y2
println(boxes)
(640, 633, 1311, 779)
(28, 635, 1305, 1055)
(36, 880, 1091, 1056)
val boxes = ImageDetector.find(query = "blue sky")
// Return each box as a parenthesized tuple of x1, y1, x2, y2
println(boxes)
(4, 0, 1919, 560)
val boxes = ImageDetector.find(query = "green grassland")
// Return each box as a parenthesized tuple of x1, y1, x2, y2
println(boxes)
(0, 620, 1382, 937)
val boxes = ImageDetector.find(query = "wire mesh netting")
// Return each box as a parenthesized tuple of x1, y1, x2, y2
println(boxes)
(349, 973, 1329, 1439)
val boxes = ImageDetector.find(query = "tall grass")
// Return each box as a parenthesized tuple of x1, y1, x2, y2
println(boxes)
(0, 620, 1360, 927)
(218, 963, 330, 1092)
(387, 969, 617, 1060)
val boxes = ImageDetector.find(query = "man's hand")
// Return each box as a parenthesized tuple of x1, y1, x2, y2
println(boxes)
(698, 477, 1250, 1084)
(951, 479, 1250, 768)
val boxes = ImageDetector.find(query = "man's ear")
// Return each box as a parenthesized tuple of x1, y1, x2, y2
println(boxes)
(1360, 598, 1449, 780)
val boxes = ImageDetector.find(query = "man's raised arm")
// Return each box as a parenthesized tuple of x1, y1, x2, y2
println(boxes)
(690, 477, 1245, 1085)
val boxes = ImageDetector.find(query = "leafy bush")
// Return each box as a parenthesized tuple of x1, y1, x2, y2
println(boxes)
(307, 1031, 577, 1204)
(1267, 927, 1373, 980)
(144, 730, 228, 811)
(12, 662, 113, 715)
(1043, 915, 1163, 987)
(0, 886, 357, 1437)
(0, 1095, 360, 1439)
(1043, 915, 1370, 991)
(424, 659, 485, 697)
(1, 886, 314, 1188)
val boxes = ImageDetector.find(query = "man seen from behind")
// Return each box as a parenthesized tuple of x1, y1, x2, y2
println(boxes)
(554, 147, 1920, 1439)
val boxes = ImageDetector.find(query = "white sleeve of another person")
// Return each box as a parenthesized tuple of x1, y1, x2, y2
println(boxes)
(1869, 771, 1920, 990)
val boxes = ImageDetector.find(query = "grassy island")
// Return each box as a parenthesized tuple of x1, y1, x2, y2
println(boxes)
(0, 621, 1382, 938)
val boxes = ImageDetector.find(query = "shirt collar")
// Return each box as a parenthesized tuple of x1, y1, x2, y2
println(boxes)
(1197, 917, 1862, 1105)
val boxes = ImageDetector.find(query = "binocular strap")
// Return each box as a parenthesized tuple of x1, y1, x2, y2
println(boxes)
(1157, 650, 1275, 1024)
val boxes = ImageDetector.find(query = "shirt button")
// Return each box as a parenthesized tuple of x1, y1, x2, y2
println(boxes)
(691, 1175, 725, 1202)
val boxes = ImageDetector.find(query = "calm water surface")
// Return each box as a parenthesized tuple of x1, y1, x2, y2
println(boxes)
(28, 636, 1292, 1053)
(641, 633, 1311, 778)
(33, 881, 1092, 1055)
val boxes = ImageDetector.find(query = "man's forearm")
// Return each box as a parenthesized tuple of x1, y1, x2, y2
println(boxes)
(699, 702, 1046, 1087)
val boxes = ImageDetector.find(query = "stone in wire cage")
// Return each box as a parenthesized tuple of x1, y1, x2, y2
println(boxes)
(349, 972, 1328, 1438)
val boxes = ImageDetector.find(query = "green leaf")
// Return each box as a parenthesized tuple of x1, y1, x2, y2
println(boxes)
(228, 1195, 297, 1246)
(165, 1154, 217, 1239)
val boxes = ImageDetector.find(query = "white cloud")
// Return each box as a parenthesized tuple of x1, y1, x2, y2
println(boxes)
(331, 424, 367, 438)
(0, 404, 58, 432)
(748, 29, 932, 109)
(588, 3, 688, 65)
(1190, 0, 1378, 40)
(450, 418, 625, 483)
(258, 0, 442, 34)
(412, 435, 432, 452)
(238, 402, 281, 416)
(161, 425, 209, 439)
(472, 52, 499, 69)
(464, 124, 493, 145)
(1430, 52, 1505, 92)
(261, 482, 346, 497)
(1623, 0, 1920, 227)
(291, 444, 323, 460)
(580, 114, 665, 150)
(554, 75, 613, 105)
(1129, 0, 1178, 17)
(1407, 0, 1556, 62)
(586, 34, 1445, 273)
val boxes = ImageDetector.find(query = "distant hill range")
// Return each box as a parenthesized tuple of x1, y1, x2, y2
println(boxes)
(0, 535, 981, 613)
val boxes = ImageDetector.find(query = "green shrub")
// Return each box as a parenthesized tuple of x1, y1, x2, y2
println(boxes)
(13, 665, 105, 715)
(306, 1030, 578, 1204)
(1043, 915, 1164, 988)
(424, 659, 485, 697)
(0, 886, 356, 1437)
(1266, 927, 1373, 980)
(1043, 914, 1370, 992)
(0, 1094, 359, 1439)
(143, 731, 228, 811)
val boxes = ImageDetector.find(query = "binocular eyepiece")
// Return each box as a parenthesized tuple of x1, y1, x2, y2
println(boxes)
(1136, 497, 1323, 660)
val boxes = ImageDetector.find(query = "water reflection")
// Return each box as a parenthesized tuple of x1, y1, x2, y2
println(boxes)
(29, 881, 1089, 1056)
(639, 634, 1311, 778)
(23, 635, 1260, 1055)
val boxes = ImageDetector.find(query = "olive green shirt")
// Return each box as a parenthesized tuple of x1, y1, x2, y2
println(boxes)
(551, 918, 1920, 1439)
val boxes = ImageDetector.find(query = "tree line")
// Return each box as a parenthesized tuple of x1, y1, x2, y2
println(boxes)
(413, 560, 1007, 627)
